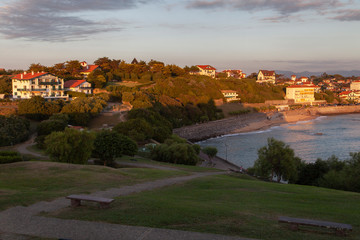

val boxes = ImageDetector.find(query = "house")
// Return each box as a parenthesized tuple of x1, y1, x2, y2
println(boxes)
(257, 70, 276, 84)
(79, 61, 100, 77)
(131, 58, 139, 64)
(339, 91, 360, 102)
(64, 80, 92, 94)
(350, 80, 360, 91)
(291, 75, 296, 81)
(286, 85, 316, 104)
(222, 69, 246, 79)
(12, 71, 68, 100)
(196, 65, 216, 78)
(0, 68, 5, 72)
(221, 90, 240, 102)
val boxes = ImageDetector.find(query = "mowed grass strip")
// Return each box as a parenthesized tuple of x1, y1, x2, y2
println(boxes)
(0, 161, 189, 210)
(52, 174, 360, 240)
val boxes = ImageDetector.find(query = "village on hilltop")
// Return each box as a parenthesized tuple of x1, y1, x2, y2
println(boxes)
(1, 60, 360, 111)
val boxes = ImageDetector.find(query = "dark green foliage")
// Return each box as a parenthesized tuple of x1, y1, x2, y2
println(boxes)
(37, 119, 67, 136)
(0, 115, 30, 146)
(0, 155, 22, 164)
(67, 91, 87, 98)
(0, 151, 19, 156)
(18, 96, 62, 120)
(228, 109, 251, 116)
(151, 138, 199, 166)
(45, 128, 95, 164)
(0, 76, 12, 94)
(61, 96, 107, 126)
(113, 118, 153, 142)
(0, 151, 22, 164)
(253, 138, 301, 182)
(296, 155, 345, 186)
(92, 130, 138, 166)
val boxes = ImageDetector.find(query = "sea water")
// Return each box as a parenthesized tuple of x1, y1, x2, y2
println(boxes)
(197, 114, 360, 169)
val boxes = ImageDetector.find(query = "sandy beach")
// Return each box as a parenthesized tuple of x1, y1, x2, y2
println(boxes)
(173, 105, 360, 142)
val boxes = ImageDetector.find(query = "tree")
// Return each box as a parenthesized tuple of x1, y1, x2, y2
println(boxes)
(18, 96, 62, 120)
(45, 128, 95, 164)
(253, 138, 301, 182)
(92, 130, 137, 166)
(28, 63, 47, 72)
(202, 146, 218, 166)
(65, 60, 82, 76)
(0, 115, 30, 146)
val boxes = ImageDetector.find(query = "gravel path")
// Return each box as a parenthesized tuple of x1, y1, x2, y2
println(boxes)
(0, 171, 256, 240)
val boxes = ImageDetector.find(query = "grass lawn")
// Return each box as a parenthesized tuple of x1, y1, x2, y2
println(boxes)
(0, 161, 189, 211)
(116, 155, 220, 173)
(51, 174, 360, 240)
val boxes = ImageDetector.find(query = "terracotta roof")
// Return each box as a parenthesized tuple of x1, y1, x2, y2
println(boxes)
(13, 72, 48, 80)
(64, 80, 86, 88)
(196, 65, 216, 71)
(81, 65, 99, 73)
(339, 91, 353, 95)
(287, 85, 316, 88)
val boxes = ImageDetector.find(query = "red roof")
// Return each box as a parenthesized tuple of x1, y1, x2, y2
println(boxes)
(259, 70, 275, 76)
(339, 91, 353, 95)
(287, 84, 316, 88)
(64, 80, 86, 88)
(81, 65, 99, 73)
(196, 65, 216, 71)
(13, 72, 48, 80)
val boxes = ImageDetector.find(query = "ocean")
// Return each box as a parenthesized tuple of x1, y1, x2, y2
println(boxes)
(197, 114, 360, 169)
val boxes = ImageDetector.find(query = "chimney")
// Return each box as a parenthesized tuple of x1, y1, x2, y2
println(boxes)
(24, 71, 27, 75)
(21, 74, 23, 79)
(31, 71, 34, 75)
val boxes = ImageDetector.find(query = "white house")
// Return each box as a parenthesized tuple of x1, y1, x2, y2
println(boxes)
(286, 85, 316, 103)
(12, 72, 68, 100)
(79, 61, 100, 78)
(196, 65, 216, 78)
(257, 70, 276, 84)
(221, 90, 240, 102)
(64, 80, 92, 94)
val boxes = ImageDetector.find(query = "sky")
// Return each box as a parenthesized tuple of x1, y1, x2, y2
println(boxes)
(0, 0, 359, 74)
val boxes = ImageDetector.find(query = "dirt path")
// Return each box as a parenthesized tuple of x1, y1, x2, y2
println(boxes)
(14, 134, 48, 159)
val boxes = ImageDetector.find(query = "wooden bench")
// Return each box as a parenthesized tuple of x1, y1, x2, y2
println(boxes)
(66, 194, 114, 209)
(278, 216, 352, 236)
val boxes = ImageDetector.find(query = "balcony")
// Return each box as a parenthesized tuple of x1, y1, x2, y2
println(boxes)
(39, 81, 60, 85)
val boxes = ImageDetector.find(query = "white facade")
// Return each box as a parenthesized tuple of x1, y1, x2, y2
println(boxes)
(257, 70, 276, 84)
(286, 85, 315, 103)
(221, 90, 240, 102)
(12, 72, 68, 100)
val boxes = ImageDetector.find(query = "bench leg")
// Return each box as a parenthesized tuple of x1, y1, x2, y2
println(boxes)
(289, 223, 299, 231)
(99, 202, 110, 209)
(70, 199, 81, 207)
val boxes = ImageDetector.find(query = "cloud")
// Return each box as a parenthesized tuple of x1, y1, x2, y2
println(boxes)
(187, 0, 344, 16)
(332, 9, 360, 21)
(0, 0, 150, 41)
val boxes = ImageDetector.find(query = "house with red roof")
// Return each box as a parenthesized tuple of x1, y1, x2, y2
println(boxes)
(196, 65, 216, 78)
(339, 90, 360, 102)
(12, 71, 68, 100)
(257, 70, 276, 84)
(79, 61, 100, 77)
(64, 80, 92, 94)
(286, 84, 316, 103)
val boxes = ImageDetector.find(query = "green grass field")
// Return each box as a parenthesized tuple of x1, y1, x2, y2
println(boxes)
(51, 174, 360, 240)
(0, 161, 189, 211)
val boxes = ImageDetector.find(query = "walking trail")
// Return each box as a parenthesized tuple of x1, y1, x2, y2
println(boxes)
(0, 171, 255, 240)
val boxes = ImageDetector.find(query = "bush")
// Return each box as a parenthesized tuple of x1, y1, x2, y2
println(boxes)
(0, 115, 30, 146)
(0, 155, 22, 164)
(0, 151, 19, 156)
(151, 136, 199, 165)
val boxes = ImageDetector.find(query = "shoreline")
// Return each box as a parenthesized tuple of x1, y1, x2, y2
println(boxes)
(173, 105, 360, 142)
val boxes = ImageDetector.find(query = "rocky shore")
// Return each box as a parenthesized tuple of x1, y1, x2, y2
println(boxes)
(173, 105, 360, 142)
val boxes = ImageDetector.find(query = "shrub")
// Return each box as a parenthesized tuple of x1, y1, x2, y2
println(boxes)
(0, 155, 22, 164)
(0, 115, 30, 146)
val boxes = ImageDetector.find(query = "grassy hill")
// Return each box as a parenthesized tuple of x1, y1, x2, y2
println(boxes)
(19, 159, 357, 240)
